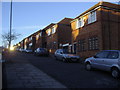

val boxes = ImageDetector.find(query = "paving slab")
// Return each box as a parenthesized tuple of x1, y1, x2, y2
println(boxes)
(5, 63, 67, 88)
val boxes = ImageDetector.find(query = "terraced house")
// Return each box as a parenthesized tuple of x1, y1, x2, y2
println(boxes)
(23, 30, 43, 51)
(42, 23, 56, 49)
(24, 34, 35, 51)
(46, 18, 73, 53)
(71, 1, 120, 58)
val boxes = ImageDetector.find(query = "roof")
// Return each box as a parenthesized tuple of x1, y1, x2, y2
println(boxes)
(17, 24, 55, 43)
(57, 17, 73, 24)
(43, 23, 55, 30)
(74, 1, 120, 19)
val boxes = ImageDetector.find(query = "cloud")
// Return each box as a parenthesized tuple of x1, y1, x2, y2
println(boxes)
(2, 25, 45, 32)
(13, 25, 44, 30)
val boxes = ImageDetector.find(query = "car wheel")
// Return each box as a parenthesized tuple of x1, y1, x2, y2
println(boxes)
(71, 59, 78, 63)
(34, 53, 36, 56)
(75, 59, 79, 63)
(55, 56, 58, 60)
(85, 63, 92, 71)
(62, 58, 67, 63)
(111, 68, 120, 79)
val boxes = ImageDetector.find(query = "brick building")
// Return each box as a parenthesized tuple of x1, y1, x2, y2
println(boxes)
(23, 30, 41, 51)
(71, 1, 120, 58)
(19, 28, 47, 51)
(46, 18, 73, 53)
(41, 23, 55, 49)
(24, 36, 33, 50)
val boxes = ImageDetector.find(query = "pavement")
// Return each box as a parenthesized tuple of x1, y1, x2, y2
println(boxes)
(0, 53, 2, 90)
(3, 51, 120, 89)
(3, 52, 67, 89)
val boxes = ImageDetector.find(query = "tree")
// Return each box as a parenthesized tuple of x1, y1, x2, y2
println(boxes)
(2, 30, 21, 49)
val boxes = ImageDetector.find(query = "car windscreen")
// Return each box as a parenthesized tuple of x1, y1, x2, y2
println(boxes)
(63, 49, 69, 54)
(40, 48, 47, 51)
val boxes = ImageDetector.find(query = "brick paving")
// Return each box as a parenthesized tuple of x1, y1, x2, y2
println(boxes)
(4, 61, 66, 88)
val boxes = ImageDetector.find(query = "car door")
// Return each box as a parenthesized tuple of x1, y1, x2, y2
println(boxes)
(103, 51, 119, 71)
(55, 50, 59, 59)
(36, 48, 39, 55)
(92, 51, 109, 70)
(58, 50, 64, 60)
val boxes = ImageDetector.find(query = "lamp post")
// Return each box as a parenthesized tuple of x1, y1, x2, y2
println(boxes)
(118, 1, 120, 5)
(9, 0, 12, 50)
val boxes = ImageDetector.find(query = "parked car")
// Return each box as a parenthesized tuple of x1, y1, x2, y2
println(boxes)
(25, 49, 32, 53)
(34, 48, 49, 56)
(85, 50, 120, 79)
(54, 49, 80, 63)
(16, 48, 19, 51)
(19, 48, 26, 52)
(2, 48, 9, 56)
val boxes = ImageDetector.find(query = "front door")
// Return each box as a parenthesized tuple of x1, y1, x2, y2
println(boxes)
(73, 43, 76, 54)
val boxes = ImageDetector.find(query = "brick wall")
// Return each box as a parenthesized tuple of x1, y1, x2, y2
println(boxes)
(71, 2, 120, 58)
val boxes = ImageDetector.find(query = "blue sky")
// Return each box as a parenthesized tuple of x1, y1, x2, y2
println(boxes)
(1, 1, 118, 46)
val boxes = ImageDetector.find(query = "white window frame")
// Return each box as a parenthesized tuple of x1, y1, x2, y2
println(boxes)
(76, 17, 84, 29)
(40, 32, 42, 36)
(88, 11, 96, 24)
(52, 26, 56, 34)
(36, 34, 39, 40)
(47, 29, 51, 36)
(29, 37, 32, 41)
(29, 43, 32, 46)
(30, 37, 32, 40)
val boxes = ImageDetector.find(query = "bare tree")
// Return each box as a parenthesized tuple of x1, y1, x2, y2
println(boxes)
(2, 30, 21, 49)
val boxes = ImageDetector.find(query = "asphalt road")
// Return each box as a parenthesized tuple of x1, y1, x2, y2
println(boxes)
(4, 51, 120, 88)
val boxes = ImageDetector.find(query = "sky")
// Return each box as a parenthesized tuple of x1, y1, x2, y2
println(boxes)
(1, 1, 119, 47)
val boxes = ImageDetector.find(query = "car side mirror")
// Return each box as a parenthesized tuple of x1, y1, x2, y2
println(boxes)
(60, 52, 63, 54)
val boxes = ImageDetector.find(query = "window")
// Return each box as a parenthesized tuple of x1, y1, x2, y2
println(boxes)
(59, 50, 63, 54)
(108, 51, 119, 59)
(49, 42, 52, 49)
(52, 26, 56, 34)
(25, 39, 27, 43)
(29, 43, 32, 46)
(56, 50, 59, 54)
(95, 51, 109, 58)
(78, 39, 86, 52)
(88, 11, 96, 24)
(88, 37, 99, 50)
(29, 37, 32, 41)
(76, 17, 84, 29)
(47, 29, 51, 36)
(40, 32, 42, 37)
(36, 34, 39, 40)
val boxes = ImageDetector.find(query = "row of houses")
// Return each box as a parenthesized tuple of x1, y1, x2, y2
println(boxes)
(14, 1, 120, 58)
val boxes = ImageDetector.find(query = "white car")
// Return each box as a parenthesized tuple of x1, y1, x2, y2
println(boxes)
(54, 49, 80, 63)
(85, 50, 120, 79)
(25, 49, 32, 53)
(19, 48, 26, 52)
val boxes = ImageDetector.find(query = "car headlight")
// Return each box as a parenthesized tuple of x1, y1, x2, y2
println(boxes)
(64, 55, 70, 59)
(77, 56, 80, 59)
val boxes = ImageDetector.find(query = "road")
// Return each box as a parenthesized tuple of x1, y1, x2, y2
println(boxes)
(3, 51, 120, 88)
